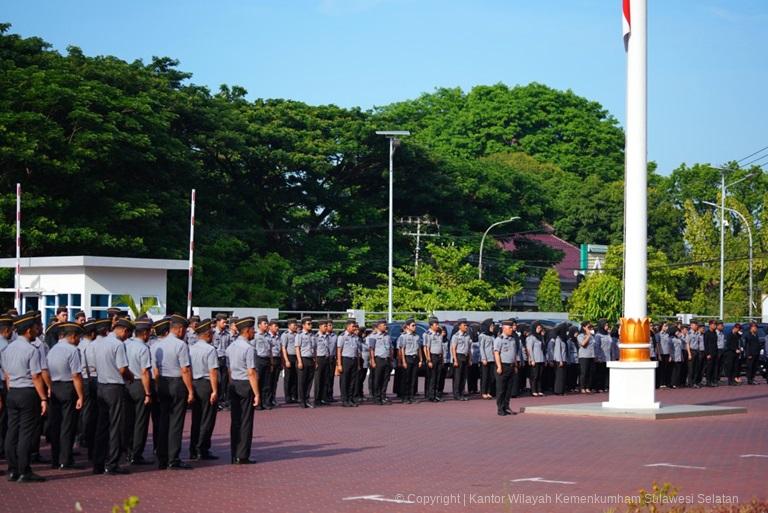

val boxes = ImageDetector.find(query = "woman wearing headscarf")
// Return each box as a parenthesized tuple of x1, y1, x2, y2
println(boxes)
(593, 320, 612, 393)
(552, 323, 568, 395)
(668, 325, 684, 388)
(566, 325, 580, 392)
(468, 324, 481, 395)
(478, 319, 496, 399)
(577, 321, 595, 393)
(512, 324, 528, 397)
(526, 322, 545, 396)
(543, 326, 557, 392)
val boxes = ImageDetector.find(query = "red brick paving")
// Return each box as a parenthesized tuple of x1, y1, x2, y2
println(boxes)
(2, 379, 767, 513)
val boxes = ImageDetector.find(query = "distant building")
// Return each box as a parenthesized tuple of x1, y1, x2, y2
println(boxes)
(0, 256, 187, 326)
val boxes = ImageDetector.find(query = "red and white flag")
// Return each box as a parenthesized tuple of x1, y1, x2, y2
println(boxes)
(622, 0, 631, 50)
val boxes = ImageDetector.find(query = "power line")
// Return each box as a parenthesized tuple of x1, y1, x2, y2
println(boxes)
(737, 144, 768, 164)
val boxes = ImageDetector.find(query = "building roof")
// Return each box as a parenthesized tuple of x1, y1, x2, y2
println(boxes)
(0, 256, 188, 271)
(501, 233, 581, 282)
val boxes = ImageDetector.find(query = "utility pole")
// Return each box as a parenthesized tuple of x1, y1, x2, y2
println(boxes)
(399, 216, 439, 276)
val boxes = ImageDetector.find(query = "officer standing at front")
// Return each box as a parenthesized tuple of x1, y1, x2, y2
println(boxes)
(189, 319, 219, 460)
(295, 317, 317, 408)
(267, 319, 282, 408)
(152, 314, 194, 469)
(397, 319, 422, 404)
(225, 317, 260, 464)
(369, 320, 392, 405)
(3, 311, 48, 482)
(46, 322, 86, 469)
(92, 317, 134, 475)
(450, 319, 471, 401)
(280, 319, 299, 404)
(123, 318, 153, 465)
(423, 317, 444, 402)
(494, 319, 518, 416)
(253, 316, 273, 410)
(336, 320, 360, 407)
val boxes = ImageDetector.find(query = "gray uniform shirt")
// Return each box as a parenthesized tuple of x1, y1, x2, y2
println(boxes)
(281, 331, 297, 356)
(190, 340, 218, 380)
(2, 336, 43, 387)
(577, 333, 595, 358)
(361, 337, 371, 368)
(478, 333, 494, 362)
(370, 331, 391, 359)
(47, 341, 81, 382)
(716, 330, 725, 350)
(212, 328, 231, 358)
(553, 336, 567, 363)
(526, 335, 545, 363)
(268, 332, 281, 357)
(0, 335, 8, 382)
(125, 337, 152, 378)
(337, 332, 360, 358)
(185, 329, 198, 346)
(94, 335, 129, 385)
(152, 335, 191, 378)
(31, 338, 49, 370)
(226, 337, 256, 380)
(295, 331, 316, 358)
(659, 332, 671, 355)
(253, 331, 272, 358)
(315, 333, 331, 357)
(423, 330, 443, 355)
(594, 333, 612, 363)
(327, 333, 338, 358)
(450, 331, 471, 355)
(397, 332, 421, 357)
(671, 336, 683, 362)
(493, 334, 518, 364)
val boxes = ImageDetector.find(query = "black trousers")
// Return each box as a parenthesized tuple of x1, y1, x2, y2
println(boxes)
(704, 353, 718, 384)
(512, 363, 526, 396)
(340, 357, 358, 403)
(671, 361, 683, 387)
(229, 379, 254, 461)
(269, 358, 282, 405)
(480, 363, 496, 396)
(284, 355, 298, 402)
(5, 387, 40, 475)
(255, 357, 272, 406)
(567, 363, 579, 391)
(326, 356, 336, 401)
(659, 354, 671, 387)
(49, 381, 78, 466)
(554, 364, 566, 395)
(529, 362, 543, 394)
(467, 363, 480, 393)
(722, 351, 737, 383)
(579, 358, 594, 391)
(452, 354, 468, 399)
(297, 357, 315, 405)
(373, 357, 391, 402)
(355, 363, 368, 400)
(593, 362, 607, 391)
(79, 378, 98, 457)
(191, 379, 217, 456)
(427, 355, 444, 400)
(314, 356, 329, 403)
(157, 376, 186, 466)
(0, 386, 7, 457)
(746, 355, 760, 383)
(495, 364, 514, 412)
(217, 357, 229, 405)
(93, 383, 125, 471)
(124, 380, 151, 461)
(401, 356, 419, 400)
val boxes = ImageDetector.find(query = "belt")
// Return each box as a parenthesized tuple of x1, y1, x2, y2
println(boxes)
(159, 376, 182, 380)
(255, 355, 270, 360)
(193, 377, 210, 382)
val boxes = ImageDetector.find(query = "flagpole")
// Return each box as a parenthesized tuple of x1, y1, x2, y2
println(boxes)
(186, 189, 196, 318)
(15, 183, 21, 312)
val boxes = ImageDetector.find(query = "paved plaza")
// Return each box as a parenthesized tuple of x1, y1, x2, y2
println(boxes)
(2, 381, 766, 513)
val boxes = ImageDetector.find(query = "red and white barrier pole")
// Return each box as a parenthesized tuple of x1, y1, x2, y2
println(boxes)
(15, 183, 21, 312)
(186, 189, 196, 318)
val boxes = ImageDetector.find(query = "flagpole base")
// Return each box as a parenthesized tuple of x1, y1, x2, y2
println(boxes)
(602, 361, 660, 410)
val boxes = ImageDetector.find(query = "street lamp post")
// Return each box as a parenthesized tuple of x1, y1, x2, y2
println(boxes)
(478, 217, 520, 279)
(376, 130, 410, 323)
(701, 200, 754, 320)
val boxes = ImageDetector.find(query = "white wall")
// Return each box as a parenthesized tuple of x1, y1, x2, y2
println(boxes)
(84, 267, 169, 315)
(20, 266, 87, 296)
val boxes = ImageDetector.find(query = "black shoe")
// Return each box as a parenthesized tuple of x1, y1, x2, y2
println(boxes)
(129, 457, 153, 466)
(382, 398, 392, 404)
(200, 453, 219, 461)
(30, 454, 49, 464)
(189, 453, 200, 461)
(59, 463, 84, 470)
(318, 400, 328, 406)
(256, 405, 266, 411)
(168, 461, 193, 470)
(17, 472, 46, 482)
(460, 396, 469, 401)
(7, 472, 20, 482)
(504, 408, 513, 414)
(498, 410, 508, 416)
(342, 402, 350, 407)
(306, 402, 315, 409)
(104, 466, 130, 475)
(233, 458, 254, 465)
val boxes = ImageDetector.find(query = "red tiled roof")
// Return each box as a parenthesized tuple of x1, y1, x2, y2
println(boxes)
(501, 233, 580, 282)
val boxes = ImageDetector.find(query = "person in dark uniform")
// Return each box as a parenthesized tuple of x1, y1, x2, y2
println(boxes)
(450, 318, 471, 401)
(3, 311, 48, 482)
(267, 319, 282, 408)
(295, 317, 317, 408)
(252, 316, 273, 410)
(0, 314, 13, 460)
(336, 320, 359, 407)
(92, 317, 134, 475)
(744, 322, 762, 385)
(369, 320, 392, 405)
(703, 320, 719, 386)
(123, 318, 153, 465)
(494, 319, 518, 416)
(423, 317, 443, 402)
(46, 322, 86, 469)
(512, 324, 527, 397)
(152, 314, 194, 470)
(396, 319, 422, 404)
(212, 314, 231, 410)
(566, 326, 580, 393)
(225, 317, 260, 464)
(552, 323, 568, 395)
(188, 319, 219, 460)
(280, 319, 299, 404)
(723, 324, 742, 386)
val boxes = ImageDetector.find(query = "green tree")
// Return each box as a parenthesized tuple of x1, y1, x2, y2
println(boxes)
(567, 272, 622, 321)
(537, 268, 563, 312)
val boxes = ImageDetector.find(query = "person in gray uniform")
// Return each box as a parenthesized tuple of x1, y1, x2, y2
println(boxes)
(44, 307, 68, 348)
(295, 317, 317, 408)
(358, 327, 373, 401)
(225, 317, 260, 464)
(3, 311, 48, 482)
(658, 322, 671, 388)
(253, 316, 273, 411)
(212, 314, 231, 410)
(267, 319, 282, 408)
(423, 317, 443, 402)
(478, 320, 496, 399)
(325, 321, 338, 403)
(336, 320, 360, 407)
(397, 319, 422, 404)
(189, 319, 219, 461)
(526, 322, 545, 397)
(450, 318, 471, 401)
(577, 321, 595, 394)
(93, 317, 134, 475)
(185, 316, 200, 346)
(593, 320, 613, 393)
(29, 317, 51, 465)
(46, 322, 86, 469)
(123, 318, 153, 465)
(313, 320, 332, 406)
(79, 319, 109, 459)
(566, 325, 580, 392)
(369, 320, 392, 405)
(686, 320, 702, 388)
(280, 319, 299, 404)
(552, 323, 568, 395)
(669, 325, 684, 388)
(494, 319, 518, 416)
(152, 314, 194, 470)
(0, 315, 13, 460)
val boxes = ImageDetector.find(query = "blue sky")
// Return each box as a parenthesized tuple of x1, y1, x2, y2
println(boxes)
(4, 0, 767, 174)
